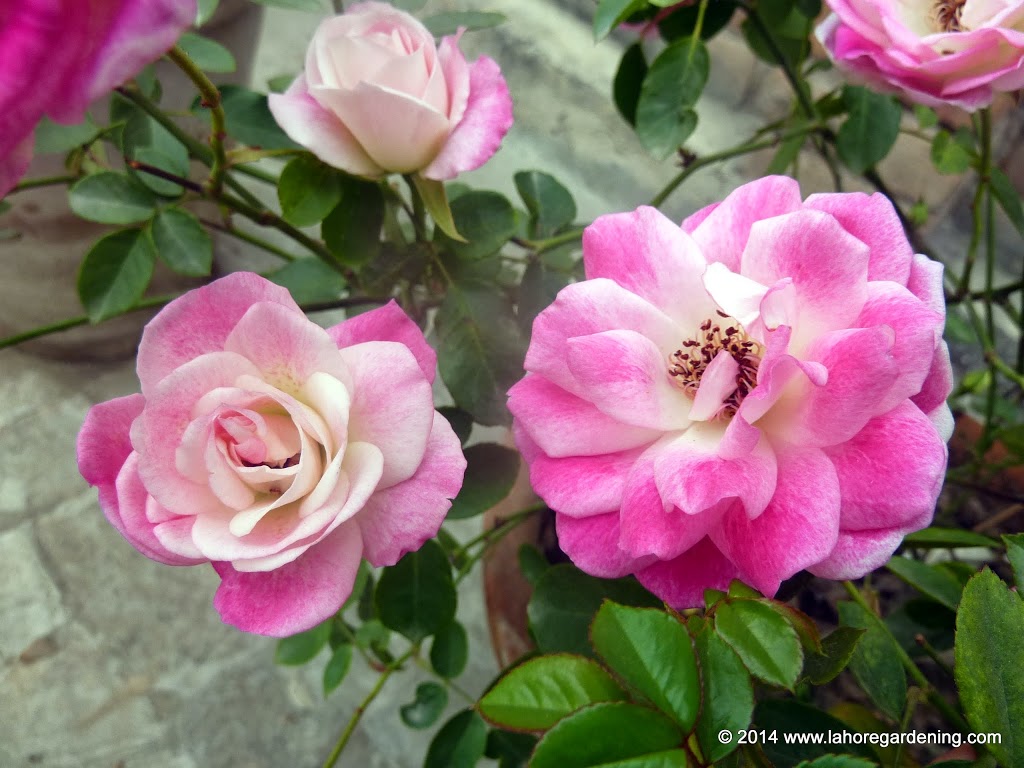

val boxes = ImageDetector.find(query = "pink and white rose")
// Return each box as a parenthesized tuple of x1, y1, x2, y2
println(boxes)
(817, 0, 1024, 110)
(509, 176, 952, 608)
(268, 2, 513, 179)
(0, 0, 196, 195)
(77, 273, 466, 637)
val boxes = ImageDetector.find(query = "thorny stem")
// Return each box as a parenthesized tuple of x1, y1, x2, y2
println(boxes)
(842, 582, 972, 734)
(7, 174, 79, 194)
(167, 45, 228, 196)
(453, 505, 545, 585)
(197, 217, 297, 262)
(403, 174, 428, 243)
(321, 648, 415, 768)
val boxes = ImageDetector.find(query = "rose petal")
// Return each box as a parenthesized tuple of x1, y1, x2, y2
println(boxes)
(635, 537, 739, 610)
(556, 511, 657, 579)
(326, 300, 436, 383)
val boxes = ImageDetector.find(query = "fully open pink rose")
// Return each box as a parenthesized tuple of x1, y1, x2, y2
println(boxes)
(268, 1, 513, 179)
(0, 0, 196, 195)
(77, 273, 466, 636)
(817, 0, 1024, 110)
(509, 176, 952, 607)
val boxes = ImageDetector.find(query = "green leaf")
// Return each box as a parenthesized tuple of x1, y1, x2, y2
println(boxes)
(77, 229, 157, 322)
(528, 564, 661, 657)
(322, 644, 353, 696)
(278, 154, 344, 227)
(248, 0, 323, 10)
(441, 191, 517, 261)
(514, 171, 577, 239)
(447, 443, 520, 520)
(802, 627, 865, 685)
(530, 702, 683, 768)
(713, 599, 802, 689)
(836, 86, 901, 173)
(275, 619, 331, 665)
(210, 85, 299, 149)
(658, 1, 737, 41)
(435, 285, 526, 426)
(479, 655, 627, 731)
(196, 0, 221, 26)
(886, 555, 963, 610)
(485, 730, 536, 768)
(931, 129, 973, 175)
(614, 44, 648, 126)
(375, 539, 456, 642)
(903, 527, 999, 549)
(796, 757, 879, 768)
(122, 112, 190, 197)
(267, 258, 347, 304)
(754, 700, 876, 767)
(423, 10, 506, 37)
(837, 601, 906, 720)
(425, 710, 488, 768)
(635, 38, 708, 158)
(518, 544, 549, 588)
(412, 175, 463, 241)
(400, 682, 448, 729)
(69, 172, 157, 224)
(354, 618, 391, 650)
(770, 602, 823, 654)
(437, 406, 473, 447)
(431, 620, 469, 679)
(177, 32, 236, 73)
(990, 167, 1024, 236)
(267, 73, 296, 93)
(694, 626, 753, 761)
(1003, 534, 1024, 591)
(322, 178, 384, 266)
(518, 260, 571, 336)
(741, 14, 810, 69)
(149, 208, 213, 276)
(767, 133, 806, 175)
(34, 116, 98, 154)
(913, 104, 938, 128)
(594, 0, 647, 40)
(590, 602, 699, 732)
(955, 568, 1024, 767)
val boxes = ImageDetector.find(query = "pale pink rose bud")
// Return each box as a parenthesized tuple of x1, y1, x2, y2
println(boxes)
(77, 273, 466, 637)
(509, 176, 952, 608)
(0, 0, 196, 195)
(269, 1, 514, 179)
(817, 0, 1024, 110)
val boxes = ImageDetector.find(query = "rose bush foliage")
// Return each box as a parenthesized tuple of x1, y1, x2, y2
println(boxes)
(818, 0, 1024, 110)
(77, 273, 465, 637)
(268, 1, 513, 179)
(0, 0, 196, 195)
(509, 176, 952, 608)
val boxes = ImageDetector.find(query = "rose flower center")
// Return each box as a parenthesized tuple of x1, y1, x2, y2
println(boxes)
(668, 311, 763, 418)
(934, 0, 967, 31)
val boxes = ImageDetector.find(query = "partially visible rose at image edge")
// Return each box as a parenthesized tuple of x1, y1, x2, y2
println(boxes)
(509, 175, 952, 608)
(0, 0, 197, 196)
(77, 273, 466, 637)
(267, 1, 514, 179)
(817, 0, 1024, 110)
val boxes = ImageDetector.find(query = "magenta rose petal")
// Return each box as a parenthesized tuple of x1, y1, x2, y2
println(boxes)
(358, 413, 466, 567)
(711, 447, 841, 596)
(509, 375, 662, 458)
(137, 272, 301, 394)
(423, 55, 514, 180)
(556, 511, 657, 580)
(688, 175, 803, 270)
(327, 300, 437, 383)
(509, 177, 952, 606)
(635, 538, 740, 610)
(823, 401, 948, 532)
(213, 525, 364, 637)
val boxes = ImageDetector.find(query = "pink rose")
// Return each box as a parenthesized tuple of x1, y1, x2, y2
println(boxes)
(268, 1, 513, 179)
(508, 176, 952, 608)
(817, 0, 1024, 110)
(0, 0, 196, 195)
(77, 273, 466, 636)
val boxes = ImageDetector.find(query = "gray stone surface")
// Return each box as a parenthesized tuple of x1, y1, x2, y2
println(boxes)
(0, 0, 991, 767)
